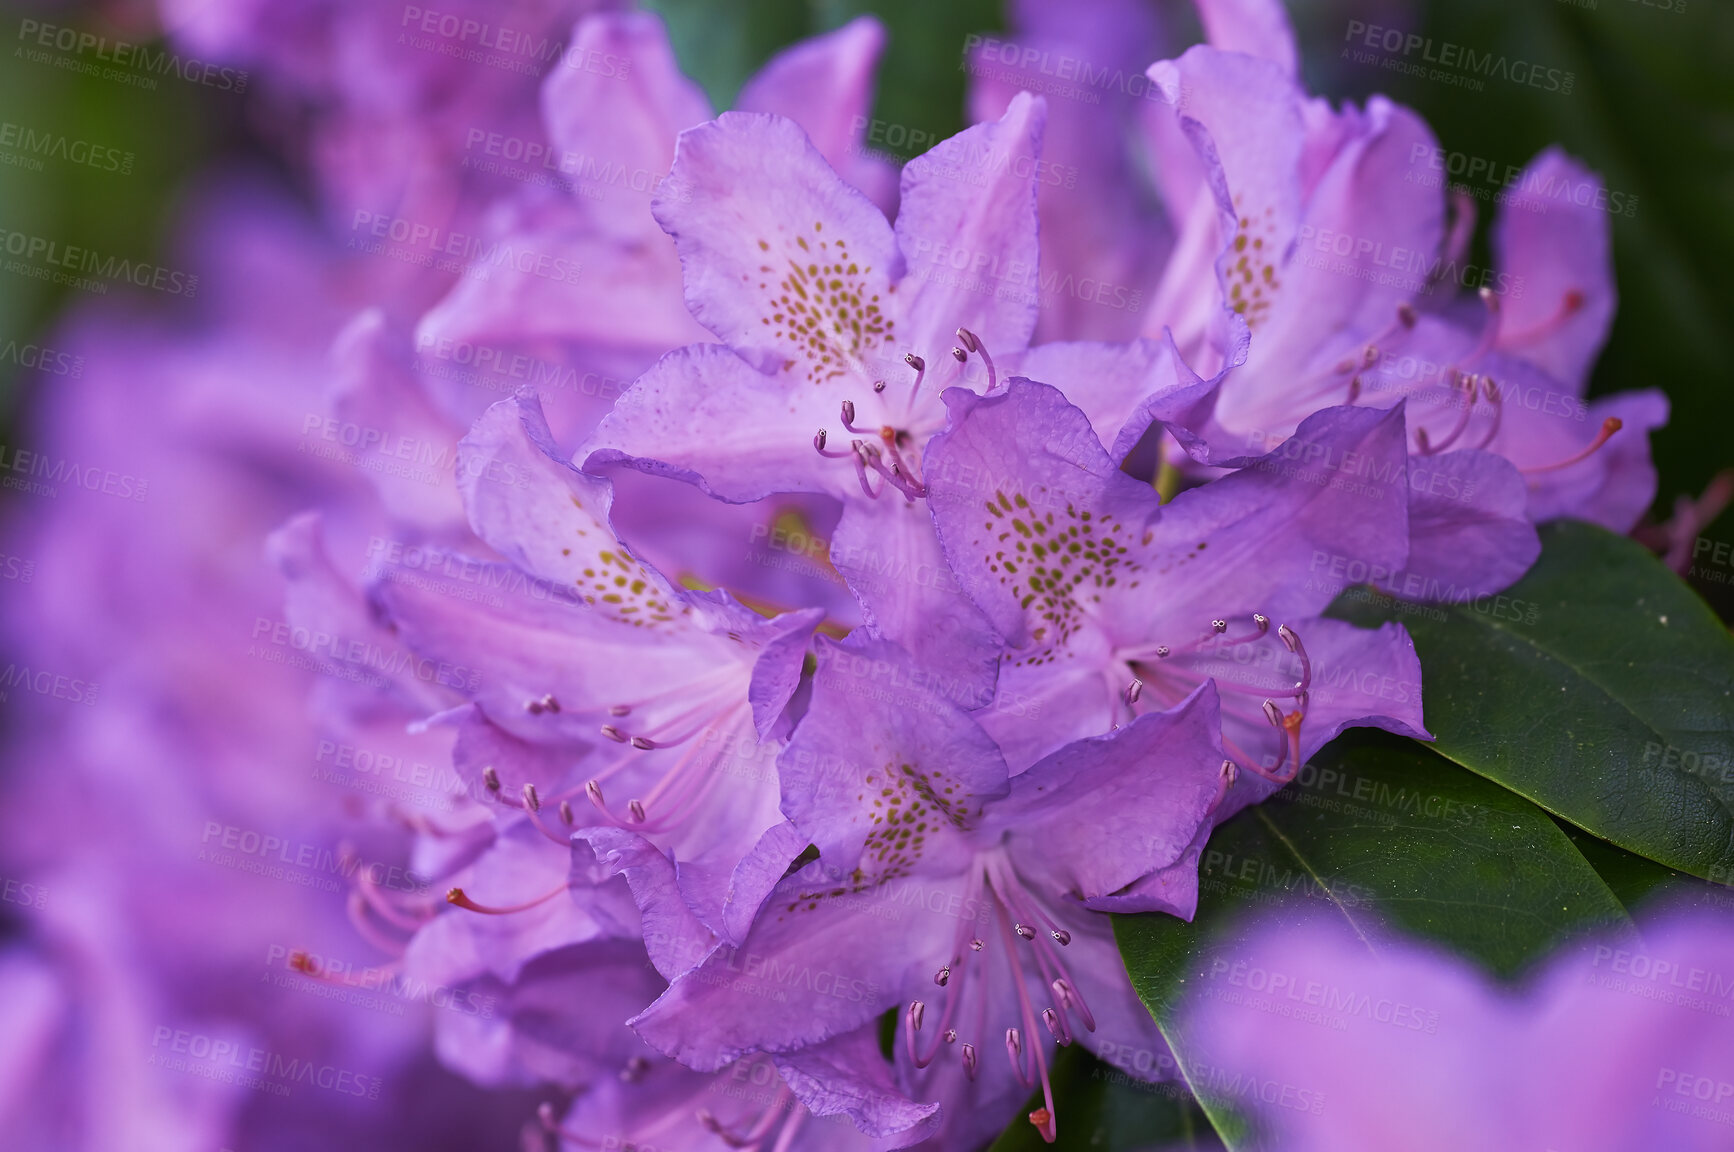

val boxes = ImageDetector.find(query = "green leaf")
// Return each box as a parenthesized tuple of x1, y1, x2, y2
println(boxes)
(1331, 519, 1734, 881)
(988, 1045, 1222, 1152)
(1115, 732, 1629, 1148)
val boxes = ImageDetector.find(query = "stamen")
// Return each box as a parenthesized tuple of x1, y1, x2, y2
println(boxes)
(1014, 923, 1036, 941)
(1123, 678, 1143, 707)
(904, 352, 928, 404)
(1521, 417, 1622, 475)
(1050, 930, 1070, 946)
(840, 400, 872, 434)
(873, 380, 886, 393)
(1006, 1027, 1022, 1061)
(522, 783, 540, 812)
(627, 800, 648, 823)
(630, 736, 656, 750)
(1500, 289, 1584, 347)
(1042, 1008, 1070, 1045)
(609, 704, 632, 716)
(815, 428, 853, 458)
(962, 1043, 978, 1080)
(956, 328, 997, 391)
(904, 1000, 934, 1069)
(482, 765, 501, 793)
(600, 724, 628, 743)
(1211, 619, 1227, 634)
(971, 939, 985, 951)
(558, 801, 574, 825)
(934, 965, 951, 987)
(445, 883, 568, 915)
(944, 1029, 957, 1043)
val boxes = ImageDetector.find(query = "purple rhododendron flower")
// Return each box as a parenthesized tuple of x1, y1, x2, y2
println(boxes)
(3, 0, 1704, 1147)
(1134, 27, 1665, 593)
(631, 642, 1228, 1147)
(1175, 909, 1734, 1151)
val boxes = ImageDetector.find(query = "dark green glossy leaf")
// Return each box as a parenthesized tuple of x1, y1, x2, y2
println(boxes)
(1115, 732, 1630, 1148)
(988, 1045, 1222, 1152)
(1332, 519, 1734, 880)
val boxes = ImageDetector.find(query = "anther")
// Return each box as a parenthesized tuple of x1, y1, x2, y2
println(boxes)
(1221, 760, 1239, 790)
(905, 353, 925, 373)
(627, 800, 647, 823)
(609, 704, 631, 716)
(1123, 678, 1143, 706)
(585, 780, 606, 808)
(1014, 923, 1036, 940)
(620, 1055, 650, 1082)
(970, 939, 985, 952)
(907, 1000, 925, 1032)
(558, 800, 574, 826)
(1155, 645, 1170, 659)
(873, 380, 886, 393)
(1263, 699, 1284, 727)
(962, 1043, 978, 1079)
(952, 347, 967, 363)
(1050, 929, 1071, 946)
(840, 400, 856, 424)
(482, 766, 501, 793)
(522, 783, 540, 812)
(1362, 345, 1380, 367)
(1478, 285, 1500, 311)
(1043, 1008, 1069, 1045)
(814, 429, 828, 452)
(1211, 619, 1228, 634)
(935, 965, 951, 987)
(540, 695, 559, 713)
(527, 698, 543, 715)
(630, 736, 656, 750)
(1348, 375, 1363, 403)
(956, 328, 980, 353)
(1252, 614, 1270, 632)
(1006, 1028, 1022, 1059)
(943, 1029, 957, 1044)
(1398, 303, 1417, 328)
(1278, 624, 1301, 653)
(600, 724, 628, 743)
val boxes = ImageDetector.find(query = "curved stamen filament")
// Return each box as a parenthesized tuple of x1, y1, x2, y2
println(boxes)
(1521, 417, 1622, 476)
(345, 891, 410, 958)
(1499, 289, 1582, 347)
(445, 882, 569, 915)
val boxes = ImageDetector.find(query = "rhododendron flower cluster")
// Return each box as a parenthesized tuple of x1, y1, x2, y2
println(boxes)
(1, 0, 1711, 1149)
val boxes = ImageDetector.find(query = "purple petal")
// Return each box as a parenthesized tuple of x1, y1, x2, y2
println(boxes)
(1492, 148, 1617, 392)
(894, 92, 1045, 359)
(586, 342, 844, 503)
(773, 1027, 941, 1143)
(540, 11, 711, 239)
(993, 682, 1224, 903)
(578, 827, 718, 981)
(631, 865, 954, 1071)
(458, 390, 690, 630)
(651, 111, 901, 370)
(779, 634, 1008, 882)
(1194, 0, 1299, 75)
(827, 496, 1002, 705)
(1399, 449, 1540, 601)
(737, 16, 897, 213)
